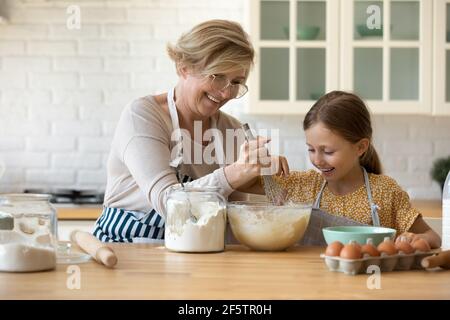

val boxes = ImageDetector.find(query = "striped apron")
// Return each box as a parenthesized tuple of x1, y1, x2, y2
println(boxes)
(93, 207, 165, 243)
(92, 176, 192, 243)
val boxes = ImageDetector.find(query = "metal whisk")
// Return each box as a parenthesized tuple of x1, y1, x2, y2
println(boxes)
(241, 123, 287, 206)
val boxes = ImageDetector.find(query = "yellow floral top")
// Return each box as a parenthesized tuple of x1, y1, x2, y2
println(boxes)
(269, 170, 421, 234)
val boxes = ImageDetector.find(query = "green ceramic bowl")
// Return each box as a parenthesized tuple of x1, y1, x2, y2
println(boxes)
(322, 226, 396, 246)
(298, 26, 320, 40)
(283, 26, 320, 40)
(356, 24, 383, 37)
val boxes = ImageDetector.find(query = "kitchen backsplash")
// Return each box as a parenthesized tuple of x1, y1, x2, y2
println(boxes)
(0, 0, 449, 199)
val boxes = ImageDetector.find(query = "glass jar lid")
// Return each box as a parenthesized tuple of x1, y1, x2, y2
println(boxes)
(56, 241, 91, 264)
(169, 185, 222, 192)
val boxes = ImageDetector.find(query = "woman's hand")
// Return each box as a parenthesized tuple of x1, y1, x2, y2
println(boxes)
(234, 155, 290, 195)
(224, 136, 287, 190)
(236, 135, 272, 175)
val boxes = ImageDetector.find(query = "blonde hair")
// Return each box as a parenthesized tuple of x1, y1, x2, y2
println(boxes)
(167, 19, 255, 77)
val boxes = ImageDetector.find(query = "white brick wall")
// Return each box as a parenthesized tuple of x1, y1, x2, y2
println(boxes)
(0, 0, 449, 200)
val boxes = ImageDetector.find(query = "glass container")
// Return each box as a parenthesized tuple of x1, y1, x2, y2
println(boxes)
(0, 193, 57, 272)
(164, 186, 227, 253)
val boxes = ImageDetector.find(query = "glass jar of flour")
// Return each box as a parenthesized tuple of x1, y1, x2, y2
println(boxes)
(0, 194, 57, 272)
(165, 186, 227, 253)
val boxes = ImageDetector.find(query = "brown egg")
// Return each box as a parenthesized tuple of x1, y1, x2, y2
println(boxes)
(361, 238, 380, 257)
(352, 242, 362, 250)
(340, 241, 362, 259)
(377, 237, 398, 256)
(395, 236, 415, 254)
(411, 238, 431, 252)
(325, 241, 344, 257)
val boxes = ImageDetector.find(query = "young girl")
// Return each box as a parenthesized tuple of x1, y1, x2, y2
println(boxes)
(270, 91, 441, 248)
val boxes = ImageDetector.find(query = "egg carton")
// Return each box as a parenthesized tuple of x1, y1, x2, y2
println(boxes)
(320, 249, 441, 275)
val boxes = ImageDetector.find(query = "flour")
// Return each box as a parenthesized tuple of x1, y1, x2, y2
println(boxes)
(165, 199, 226, 252)
(0, 231, 56, 272)
(227, 205, 311, 251)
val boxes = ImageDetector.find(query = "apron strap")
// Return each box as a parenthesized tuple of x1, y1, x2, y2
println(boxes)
(313, 180, 327, 209)
(362, 167, 381, 226)
(167, 88, 181, 141)
(210, 116, 226, 168)
(167, 88, 183, 170)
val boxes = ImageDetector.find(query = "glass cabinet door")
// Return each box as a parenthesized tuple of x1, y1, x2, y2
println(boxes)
(354, 1, 384, 40)
(434, 0, 450, 115)
(354, 48, 383, 99)
(296, 48, 326, 100)
(260, 0, 290, 40)
(250, 0, 432, 114)
(260, 48, 290, 100)
(296, 1, 327, 100)
(341, 0, 432, 114)
(249, 0, 339, 114)
(447, 3, 450, 102)
(297, 1, 326, 41)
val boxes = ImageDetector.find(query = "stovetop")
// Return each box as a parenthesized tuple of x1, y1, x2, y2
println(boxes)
(23, 189, 104, 205)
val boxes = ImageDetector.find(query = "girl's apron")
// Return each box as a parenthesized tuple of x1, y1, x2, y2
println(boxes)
(93, 88, 225, 243)
(300, 167, 380, 246)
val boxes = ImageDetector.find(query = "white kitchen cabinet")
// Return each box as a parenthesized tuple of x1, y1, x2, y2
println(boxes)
(248, 0, 437, 114)
(247, 0, 339, 114)
(341, 0, 432, 114)
(433, 0, 450, 115)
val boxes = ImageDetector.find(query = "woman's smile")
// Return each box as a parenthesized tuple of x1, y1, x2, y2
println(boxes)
(206, 93, 221, 103)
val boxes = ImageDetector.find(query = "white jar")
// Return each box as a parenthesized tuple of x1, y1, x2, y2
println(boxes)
(442, 171, 450, 250)
(164, 186, 227, 253)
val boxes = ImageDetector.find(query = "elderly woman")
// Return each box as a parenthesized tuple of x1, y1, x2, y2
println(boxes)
(93, 20, 288, 243)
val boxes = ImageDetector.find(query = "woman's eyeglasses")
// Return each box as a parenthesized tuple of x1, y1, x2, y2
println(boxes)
(209, 74, 248, 99)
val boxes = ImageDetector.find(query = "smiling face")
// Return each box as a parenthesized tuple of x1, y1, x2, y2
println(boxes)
(305, 122, 369, 182)
(179, 68, 247, 119)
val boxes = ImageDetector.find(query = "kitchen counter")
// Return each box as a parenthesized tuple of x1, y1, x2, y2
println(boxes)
(55, 200, 442, 220)
(412, 200, 442, 218)
(56, 205, 102, 220)
(1, 244, 449, 300)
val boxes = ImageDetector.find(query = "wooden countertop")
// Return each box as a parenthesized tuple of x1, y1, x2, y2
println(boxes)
(411, 200, 442, 218)
(1, 244, 449, 300)
(56, 205, 102, 220)
(55, 200, 442, 220)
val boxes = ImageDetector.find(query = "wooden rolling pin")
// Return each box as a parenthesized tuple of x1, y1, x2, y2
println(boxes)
(70, 230, 118, 268)
(421, 250, 450, 269)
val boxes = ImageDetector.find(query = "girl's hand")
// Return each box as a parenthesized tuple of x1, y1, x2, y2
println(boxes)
(402, 216, 442, 249)
(267, 155, 290, 177)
